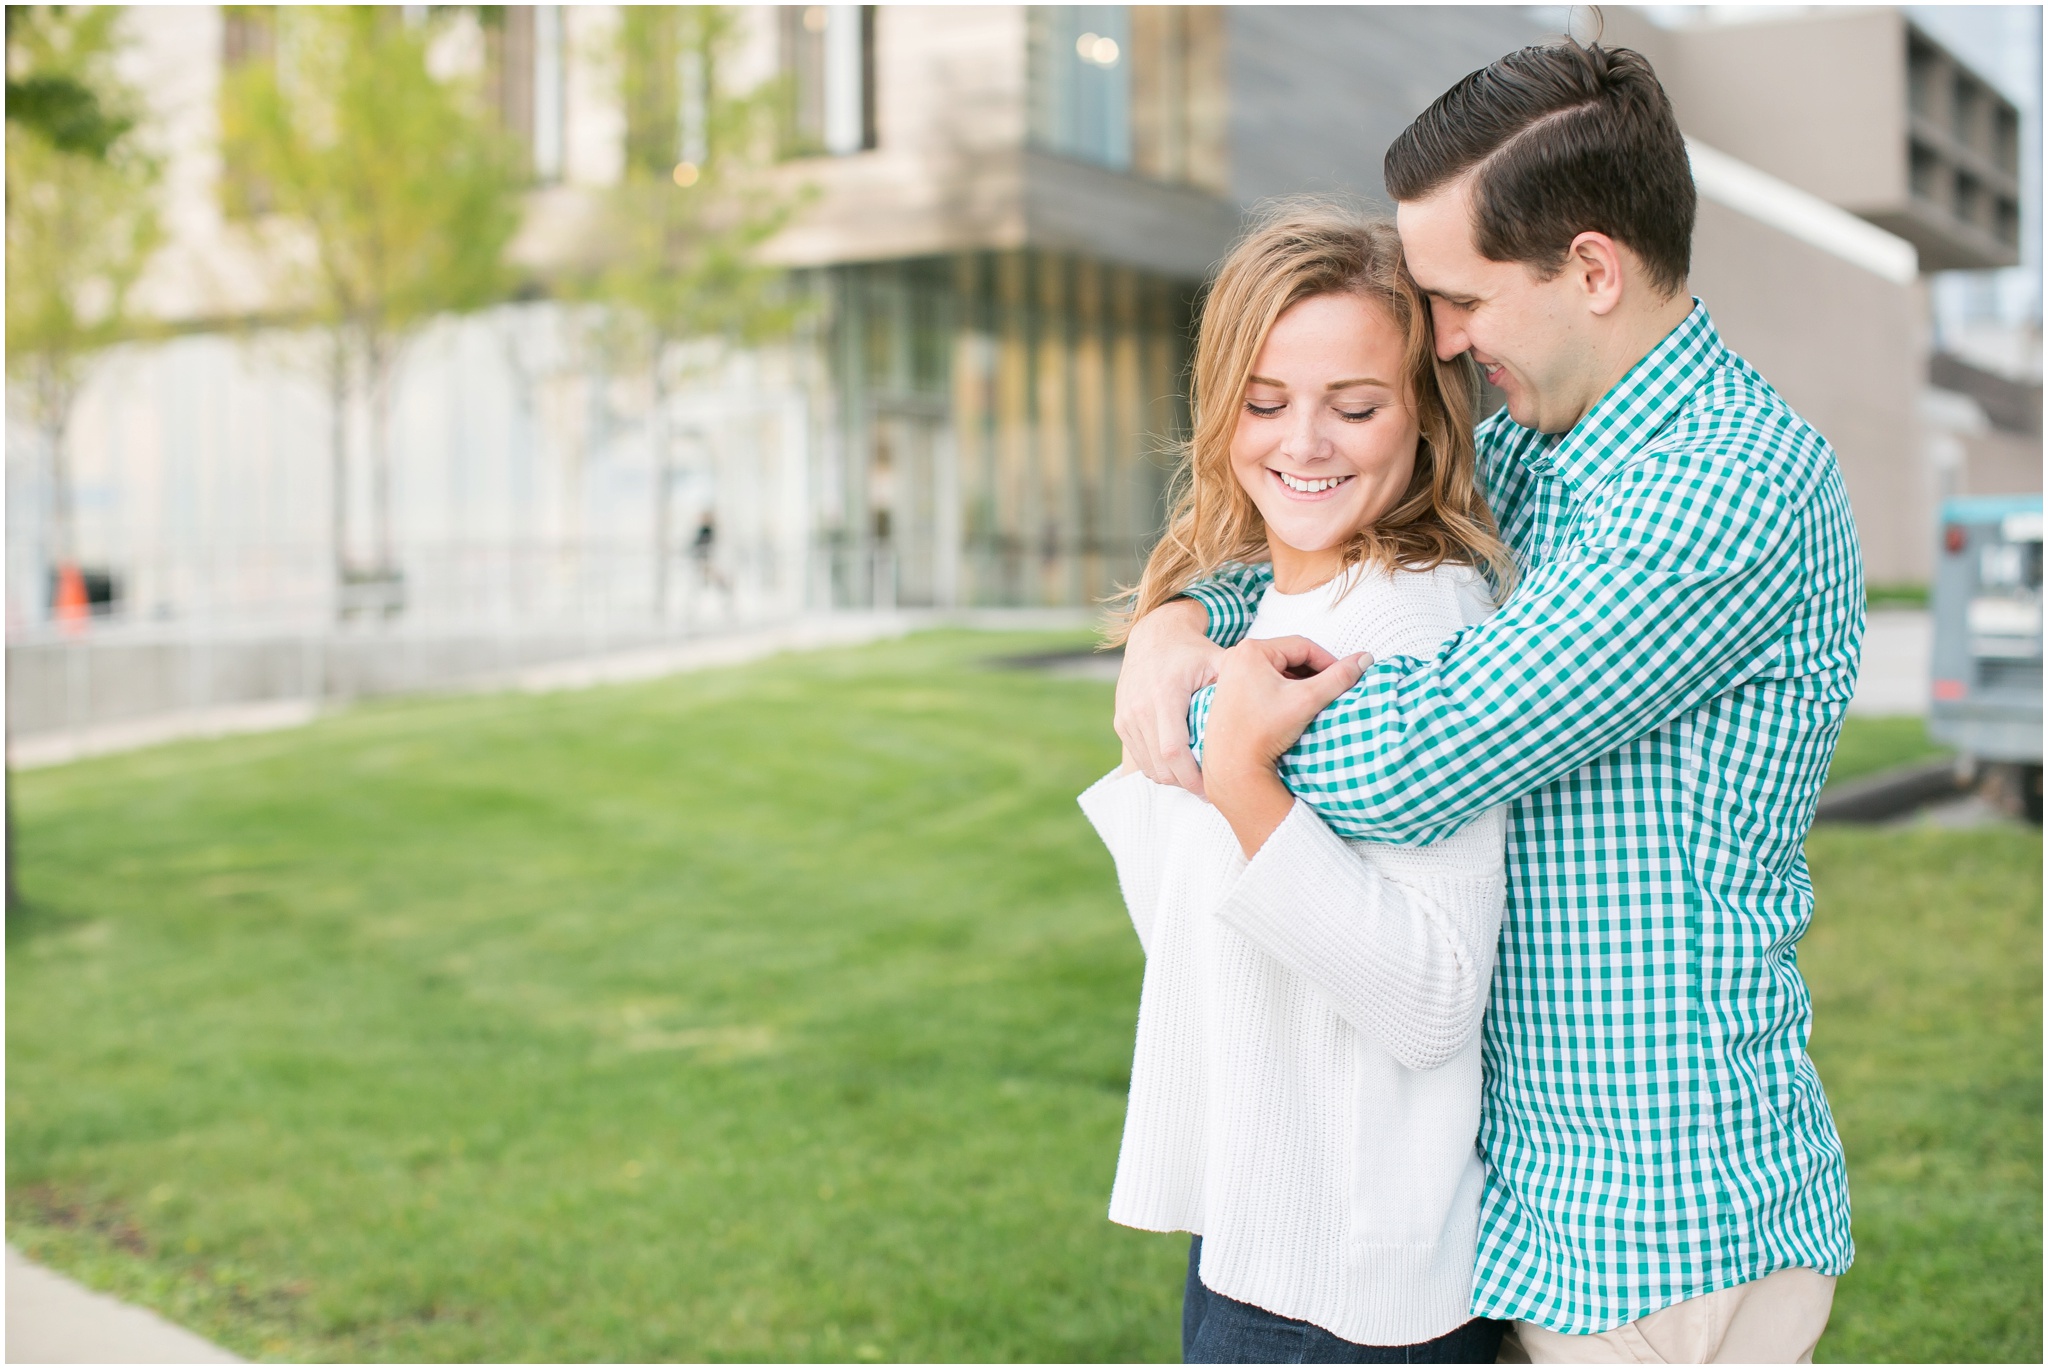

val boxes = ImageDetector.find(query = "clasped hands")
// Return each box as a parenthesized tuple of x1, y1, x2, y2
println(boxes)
(1114, 599, 1369, 856)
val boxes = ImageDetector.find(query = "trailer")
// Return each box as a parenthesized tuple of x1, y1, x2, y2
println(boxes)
(1928, 493, 2043, 820)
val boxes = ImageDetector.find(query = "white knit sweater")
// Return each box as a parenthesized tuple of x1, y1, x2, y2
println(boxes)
(1079, 562, 1507, 1347)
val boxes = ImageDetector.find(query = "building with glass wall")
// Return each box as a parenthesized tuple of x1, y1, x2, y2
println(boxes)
(10, 4, 2016, 657)
(816, 252, 1194, 611)
(765, 5, 1239, 609)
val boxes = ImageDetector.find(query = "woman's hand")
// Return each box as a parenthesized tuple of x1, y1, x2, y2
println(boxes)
(1204, 636, 1370, 856)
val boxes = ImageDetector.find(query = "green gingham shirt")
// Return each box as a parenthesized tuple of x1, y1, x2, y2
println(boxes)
(1183, 304, 1859, 1334)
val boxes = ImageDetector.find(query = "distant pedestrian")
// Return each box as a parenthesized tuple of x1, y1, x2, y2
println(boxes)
(692, 512, 727, 593)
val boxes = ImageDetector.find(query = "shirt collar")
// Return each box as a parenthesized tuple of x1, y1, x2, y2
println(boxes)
(1523, 300, 1724, 493)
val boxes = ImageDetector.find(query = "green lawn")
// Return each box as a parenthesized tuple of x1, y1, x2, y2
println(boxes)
(8, 631, 2040, 1362)
(1821, 715, 1952, 790)
(1803, 824, 2042, 1363)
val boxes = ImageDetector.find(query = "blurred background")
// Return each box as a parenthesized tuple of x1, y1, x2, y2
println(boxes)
(6, 3, 2041, 755)
(5, 5, 2041, 1363)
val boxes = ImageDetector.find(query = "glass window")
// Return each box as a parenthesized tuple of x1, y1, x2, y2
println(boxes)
(1129, 7, 1226, 192)
(1029, 6, 1132, 173)
(222, 5, 277, 70)
(532, 6, 564, 181)
(622, 8, 704, 180)
(780, 6, 875, 157)
(219, 6, 279, 216)
(485, 6, 564, 182)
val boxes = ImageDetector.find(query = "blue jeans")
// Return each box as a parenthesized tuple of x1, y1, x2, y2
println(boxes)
(1182, 1237, 1506, 1364)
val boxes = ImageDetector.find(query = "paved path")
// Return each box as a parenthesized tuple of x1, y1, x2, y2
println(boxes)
(8, 608, 1098, 770)
(6, 1247, 240, 1363)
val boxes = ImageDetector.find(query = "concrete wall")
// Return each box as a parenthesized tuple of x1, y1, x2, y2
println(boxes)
(1690, 197, 1930, 584)
(1602, 8, 1910, 213)
(1601, 6, 2020, 273)
(1220, 6, 1935, 584)
(1222, 6, 1560, 210)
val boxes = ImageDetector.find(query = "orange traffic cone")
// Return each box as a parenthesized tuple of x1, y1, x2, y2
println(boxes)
(53, 562, 90, 634)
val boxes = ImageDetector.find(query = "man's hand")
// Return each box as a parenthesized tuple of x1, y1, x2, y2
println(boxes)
(1204, 636, 1370, 856)
(1113, 598, 1225, 796)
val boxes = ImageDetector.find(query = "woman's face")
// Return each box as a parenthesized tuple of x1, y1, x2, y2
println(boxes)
(1229, 292, 1420, 586)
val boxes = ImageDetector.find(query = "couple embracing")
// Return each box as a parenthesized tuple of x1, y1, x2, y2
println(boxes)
(1081, 40, 1859, 1365)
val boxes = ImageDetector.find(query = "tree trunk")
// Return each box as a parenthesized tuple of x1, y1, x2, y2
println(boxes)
(330, 330, 351, 619)
(367, 333, 394, 577)
(46, 412, 75, 569)
(37, 358, 79, 573)
(41, 365, 89, 632)
(651, 343, 672, 623)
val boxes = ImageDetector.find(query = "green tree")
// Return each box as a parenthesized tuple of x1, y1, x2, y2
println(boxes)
(219, 6, 522, 615)
(581, 5, 807, 620)
(5, 5, 162, 602)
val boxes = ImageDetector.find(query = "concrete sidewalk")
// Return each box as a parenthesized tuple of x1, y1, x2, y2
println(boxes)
(8, 608, 1099, 770)
(6, 1247, 240, 1363)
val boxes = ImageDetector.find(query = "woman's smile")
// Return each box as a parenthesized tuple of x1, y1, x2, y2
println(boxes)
(1271, 469, 1356, 498)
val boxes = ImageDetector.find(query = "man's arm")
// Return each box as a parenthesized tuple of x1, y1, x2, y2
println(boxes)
(1176, 562, 1274, 648)
(1111, 562, 1278, 795)
(1194, 450, 1807, 845)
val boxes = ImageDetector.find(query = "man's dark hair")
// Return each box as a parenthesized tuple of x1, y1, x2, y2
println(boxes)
(1384, 41, 1695, 297)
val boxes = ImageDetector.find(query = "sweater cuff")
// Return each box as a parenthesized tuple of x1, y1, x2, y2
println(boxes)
(1077, 767, 1150, 863)
(1078, 768, 1168, 953)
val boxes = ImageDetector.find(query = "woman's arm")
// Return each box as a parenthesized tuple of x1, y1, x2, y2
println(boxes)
(1214, 800, 1507, 1071)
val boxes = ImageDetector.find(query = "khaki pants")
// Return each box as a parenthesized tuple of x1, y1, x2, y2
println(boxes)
(1499, 1268, 1837, 1364)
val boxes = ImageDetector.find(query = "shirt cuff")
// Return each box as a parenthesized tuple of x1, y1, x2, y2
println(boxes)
(1176, 579, 1256, 648)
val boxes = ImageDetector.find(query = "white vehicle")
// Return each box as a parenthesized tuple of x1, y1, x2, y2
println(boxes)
(1929, 494, 2043, 821)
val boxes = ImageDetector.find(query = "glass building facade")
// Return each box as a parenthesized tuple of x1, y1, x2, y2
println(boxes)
(819, 252, 1197, 609)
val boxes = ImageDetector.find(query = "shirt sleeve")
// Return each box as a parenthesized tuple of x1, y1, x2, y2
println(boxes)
(1175, 562, 1274, 648)
(1077, 770, 1166, 954)
(1217, 801, 1506, 1071)
(1192, 445, 1805, 845)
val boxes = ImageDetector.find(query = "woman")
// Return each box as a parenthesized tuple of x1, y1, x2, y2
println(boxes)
(1079, 204, 1515, 1363)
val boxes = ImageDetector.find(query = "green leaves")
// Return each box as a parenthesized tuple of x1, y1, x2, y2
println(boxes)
(5, 3, 162, 560)
(216, 7, 523, 335)
(5, 73, 133, 159)
(580, 5, 808, 372)
(5, 6, 162, 395)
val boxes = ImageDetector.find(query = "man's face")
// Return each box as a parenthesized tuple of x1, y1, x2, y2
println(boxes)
(1396, 176, 1600, 435)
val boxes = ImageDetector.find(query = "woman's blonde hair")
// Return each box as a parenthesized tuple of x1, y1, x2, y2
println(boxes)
(1108, 199, 1515, 644)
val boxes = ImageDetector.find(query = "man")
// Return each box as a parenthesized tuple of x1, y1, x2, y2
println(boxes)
(1116, 41, 1858, 1364)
